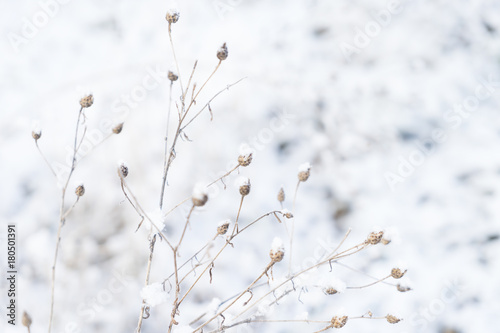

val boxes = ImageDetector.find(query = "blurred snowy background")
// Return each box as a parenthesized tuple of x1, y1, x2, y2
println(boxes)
(1, 0, 500, 332)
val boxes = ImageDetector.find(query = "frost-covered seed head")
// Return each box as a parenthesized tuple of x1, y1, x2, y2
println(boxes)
(112, 123, 124, 134)
(238, 153, 253, 167)
(269, 237, 284, 262)
(298, 163, 311, 182)
(238, 178, 251, 196)
(277, 187, 285, 203)
(331, 316, 348, 328)
(75, 184, 85, 197)
(324, 287, 338, 295)
(118, 163, 129, 178)
(165, 10, 179, 24)
(391, 268, 406, 279)
(386, 314, 401, 324)
(32, 129, 42, 140)
(192, 185, 208, 207)
(22, 311, 32, 328)
(396, 284, 411, 292)
(168, 71, 178, 82)
(217, 220, 230, 235)
(80, 94, 94, 108)
(217, 43, 228, 61)
(366, 231, 384, 245)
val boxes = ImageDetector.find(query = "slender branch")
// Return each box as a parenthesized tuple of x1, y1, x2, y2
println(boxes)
(35, 141, 57, 178)
(288, 180, 301, 275)
(136, 235, 157, 332)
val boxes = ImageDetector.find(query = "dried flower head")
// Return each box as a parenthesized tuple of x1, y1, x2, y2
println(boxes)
(331, 316, 348, 328)
(166, 9, 180, 24)
(366, 231, 384, 245)
(298, 162, 311, 182)
(269, 237, 284, 262)
(386, 314, 401, 324)
(324, 287, 338, 295)
(277, 187, 285, 203)
(80, 94, 94, 108)
(323, 278, 346, 295)
(75, 184, 85, 197)
(22, 311, 32, 328)
(238, 177, 251, 196)
(168, 71, 178, 82)
(112, 123, 124, 134)
(118, 162, 129, 178)
(217, 43, 228, 61)
(281, 209, 293, 219)
(391, 267, 406, 279)
(238, 153, 253, 167)
(32, 129, 42, 140)
(192, 184, 208, 207)
(396, 284, 412, 292)
(217, 220, 230, 235)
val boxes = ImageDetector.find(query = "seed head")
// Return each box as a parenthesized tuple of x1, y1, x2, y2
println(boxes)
(324, 287, 338, 295)
(298, 162, 311, 182)
(217, 43, 228, 61)
(331, 316, 348, 328)
(238, 153, 253, 167)
(269, 237, 284, 262)
(386, 314, 401, 324)
(118, 162, 129, 178)
(112, 123, 124, 134)
(281, 209, 293, 219)
(22, 311, 32, 328)
(277, 187, 285, 203)
(192, 184, 208, 207)
(80, 94, 94, 108)
(32, 129, 42, 141)
(166, 10, 180, 24)
(168, 71, 178, 82)
(366, 231, 384, 245)
(391, 267, 406, 279)
(217, 220, 230, 235)
(75, 184, 85, 197)
(238, 177, 251, 196)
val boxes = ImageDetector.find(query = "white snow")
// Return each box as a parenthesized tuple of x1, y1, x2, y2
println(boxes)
(140, 282, 170, 307)
(298, 162, 311, 173)
(271, 237, 284, 253)
(323, 277, 347, 294)
(192, 183, 208, 200)
(238, 143, 254, 158)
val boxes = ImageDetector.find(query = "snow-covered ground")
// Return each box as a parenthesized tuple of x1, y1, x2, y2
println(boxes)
(2, 0, 500, 332)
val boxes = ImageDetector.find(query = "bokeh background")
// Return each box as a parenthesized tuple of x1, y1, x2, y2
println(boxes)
(1, 0, 500, 332)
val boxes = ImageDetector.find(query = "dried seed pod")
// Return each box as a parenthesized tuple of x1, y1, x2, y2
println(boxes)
(324, 287, 338, 295)
(391, 268, 406, 279)
(386, 314, 401, 324)
(269, 237, 284, 263)
(112, 123, 124, 134)
(168, 71, 178, 82)
(238, 153, 253, 167)
(166, 10, 179, 24)
(331, 316, 348, 328)
(32, 129, 42, 140)
(118, 162, 129, 178)
(217, 220, 230, 235)
(277, 187, 285, 203)
(381, 238, 391, 245)
(75, 184, 85, 197)
(192, 185, 208, 207)
(217, 43, 228, 61)
(238, 177, 251, 196)
(22, 311, 32, 328)
(298, 162, 311, 182)
(366, 231, 384, 245)
(80, 94, 94, 108)
(281, 209, 293, 219)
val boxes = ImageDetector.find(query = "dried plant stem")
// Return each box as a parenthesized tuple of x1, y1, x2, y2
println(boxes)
(193, 261, 276, 332)
(168, 27, 184, 95)
(347, 274, 392, 289)
(35, 141, 57, 178)
(211, 318, 330, 333)
(288, 180, 301, 275)
(233, 232, 365, 320)
(169, 210, 281, 329)
(233, 196, 245, 234)
(136, 235, 157, 333)
(181, 77, 246, 131)
(48, 107, 84, 333)
(162, 81, 174, 180)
